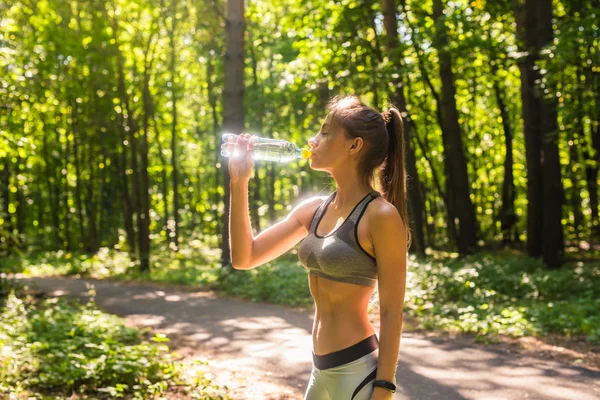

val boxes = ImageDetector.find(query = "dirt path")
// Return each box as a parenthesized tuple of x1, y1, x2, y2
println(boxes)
(17, 276, 600, 400)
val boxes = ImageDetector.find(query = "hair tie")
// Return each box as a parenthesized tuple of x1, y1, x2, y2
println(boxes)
(382, 111, 392, 124)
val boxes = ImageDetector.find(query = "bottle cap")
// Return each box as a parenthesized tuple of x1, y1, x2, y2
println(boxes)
(301, 148, 312, 159)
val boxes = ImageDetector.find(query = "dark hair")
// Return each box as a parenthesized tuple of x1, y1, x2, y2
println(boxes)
(327, 95, 412, 249)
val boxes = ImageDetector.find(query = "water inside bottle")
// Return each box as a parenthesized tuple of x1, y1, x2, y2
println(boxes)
(252, 141, 299, 162)
(220, 133, 308, 162)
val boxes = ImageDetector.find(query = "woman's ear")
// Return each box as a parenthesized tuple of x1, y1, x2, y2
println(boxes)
(350, 137, 363, 154)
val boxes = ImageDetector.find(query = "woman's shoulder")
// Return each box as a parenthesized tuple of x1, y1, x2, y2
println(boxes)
(365, 195, 401, 226)
(370, 193, 394, 211)
(296, 193, 331, 209)
(290, 194, 331, 231)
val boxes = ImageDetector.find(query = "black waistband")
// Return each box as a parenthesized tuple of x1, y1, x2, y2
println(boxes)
(312, 334, 379, 370)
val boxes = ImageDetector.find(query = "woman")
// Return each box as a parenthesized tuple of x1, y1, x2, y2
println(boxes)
(228, 95, 411, 400)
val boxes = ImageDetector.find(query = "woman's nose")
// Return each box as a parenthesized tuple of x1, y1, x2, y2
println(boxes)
(308, 137, 318, 148)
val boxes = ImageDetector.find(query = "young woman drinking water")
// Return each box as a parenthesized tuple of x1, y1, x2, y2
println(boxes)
(228, 95, 411, 400)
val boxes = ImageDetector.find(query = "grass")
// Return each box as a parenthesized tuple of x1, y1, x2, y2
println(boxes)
(3, 240, 600, 344)
(0, 279, 230, 399)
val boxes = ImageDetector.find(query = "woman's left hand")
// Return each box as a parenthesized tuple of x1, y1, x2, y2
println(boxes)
(370, 388, 394, 400)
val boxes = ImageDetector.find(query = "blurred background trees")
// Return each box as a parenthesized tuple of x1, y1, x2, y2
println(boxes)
(1, 0, 598, 270)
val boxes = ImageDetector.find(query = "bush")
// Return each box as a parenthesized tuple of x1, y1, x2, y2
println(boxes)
(0, 282, 228, 399)
(216, 257, 313, 307)
(404, 252, 600, 342)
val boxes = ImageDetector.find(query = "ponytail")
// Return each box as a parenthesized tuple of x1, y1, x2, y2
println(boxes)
(378, 108, 412, 249)
(325, 95, 412, 250)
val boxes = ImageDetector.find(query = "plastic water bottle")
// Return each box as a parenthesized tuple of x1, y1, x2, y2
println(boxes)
(220, 133, 312, 163)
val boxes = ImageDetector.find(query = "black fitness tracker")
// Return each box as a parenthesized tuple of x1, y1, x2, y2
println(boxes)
(373, 379, 397, 393)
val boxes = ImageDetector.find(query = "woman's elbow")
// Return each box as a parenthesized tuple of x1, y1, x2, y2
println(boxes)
(231, 259, 249, 270)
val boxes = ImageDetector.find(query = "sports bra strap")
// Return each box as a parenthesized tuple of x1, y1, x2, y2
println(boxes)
(309, 190, 380, 235)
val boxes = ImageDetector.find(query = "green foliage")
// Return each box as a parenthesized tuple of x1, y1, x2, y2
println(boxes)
(0, 281, 228, 399)
(405, 251, 600, 342)
(216, 255, 313, 307)
(3, 243, 219, 286)
(1, 0, 598, 265)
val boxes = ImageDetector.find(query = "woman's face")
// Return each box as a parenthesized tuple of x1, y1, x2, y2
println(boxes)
(307, 112, 359, 171)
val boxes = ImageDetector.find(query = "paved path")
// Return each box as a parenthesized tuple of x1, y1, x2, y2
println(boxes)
(17, 277, 600, 400)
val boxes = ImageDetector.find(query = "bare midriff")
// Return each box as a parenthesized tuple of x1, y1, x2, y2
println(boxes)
(309, 274, 376, 356)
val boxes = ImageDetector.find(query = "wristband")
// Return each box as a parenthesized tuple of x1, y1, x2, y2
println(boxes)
(373, 379, 396, 393)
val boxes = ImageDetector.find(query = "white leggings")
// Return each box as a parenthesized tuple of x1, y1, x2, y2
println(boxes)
(303, 335, 379, 400)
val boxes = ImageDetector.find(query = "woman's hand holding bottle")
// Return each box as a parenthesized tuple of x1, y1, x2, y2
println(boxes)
(228, 133, 254, 184)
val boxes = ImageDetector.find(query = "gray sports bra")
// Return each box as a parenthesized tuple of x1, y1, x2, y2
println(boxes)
(297, 190, 380, 286)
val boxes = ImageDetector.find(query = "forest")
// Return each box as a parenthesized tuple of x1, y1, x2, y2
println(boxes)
(1, 0, 599, 398)
(1, 0, 598, 270)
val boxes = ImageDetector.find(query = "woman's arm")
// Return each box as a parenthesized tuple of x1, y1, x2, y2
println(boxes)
(229, 179, 323, 270)
(370, 203, 408, 399)
(227, 150, 326, 270)
(228, 142, 255, 269)
(229, 179, 254, 269)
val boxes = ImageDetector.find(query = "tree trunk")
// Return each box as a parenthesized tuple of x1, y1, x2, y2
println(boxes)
(422, 182, 435, 247)
(364, 3, 382, 109)
(62, 119, 72, 251)
(138, 28, 157, 272)
(249, 32, 262, 235)
(512, 0, 544, 258)
(85, 176, 98, 253)
(268, 163, 276, 224)
(513, 0, 564, 267)
(382, 0, 426, 256)
(70, 102, 86, 250)
(169, 5, 180, 250)
(97, 117, 108, 249)
(1, 158, 12, 252)
(581, 76, 599, 236)
(221, 0, 246, 267)
(114, 5, 144, 258)
(594, 87, 600, 238)
(115, 113, 136, 257)
(589, 87, 600, 238)
(105, 1, 137, 258)
(87, 79, 103, 252)
(35, 174, 44, 246)
(41, 117, 61, 249)
(537, 0, 564, 268)
(153, 116, 171, 242)
(490, 62, 517, 244)
(568, 134, 584, 240)
(432, 0, 478, 255)
(402, 1, 458, 247)
(80, 136, 94, 252)
(206, 55, 222, 236)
